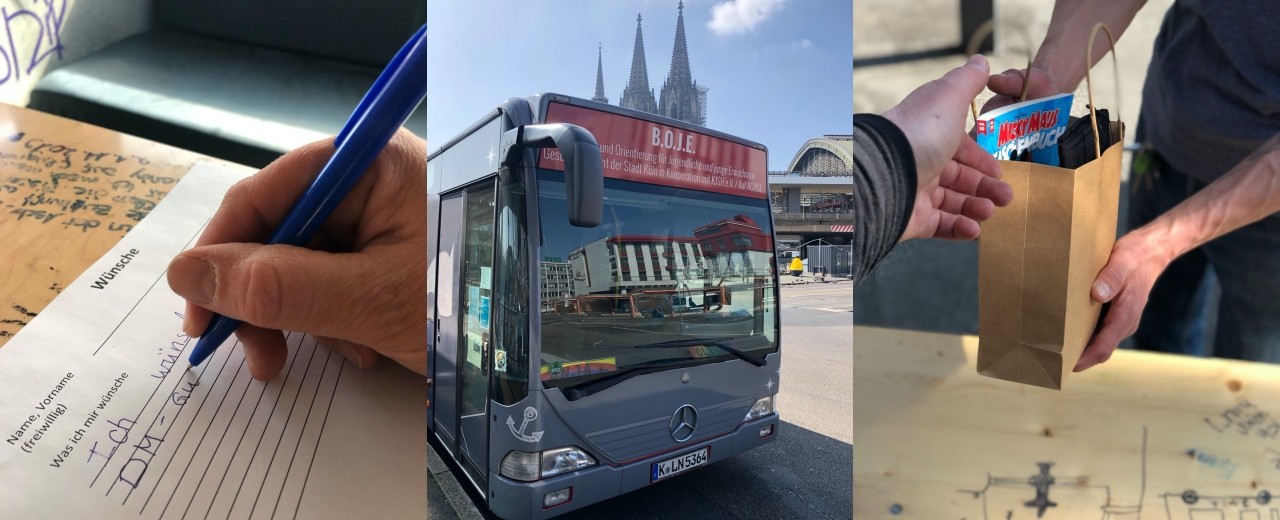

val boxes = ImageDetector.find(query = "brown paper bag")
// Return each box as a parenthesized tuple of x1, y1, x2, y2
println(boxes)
(977, 24, 1124, 390)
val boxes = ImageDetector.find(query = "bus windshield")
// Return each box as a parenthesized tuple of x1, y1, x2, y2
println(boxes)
(536, 170, 779, 391)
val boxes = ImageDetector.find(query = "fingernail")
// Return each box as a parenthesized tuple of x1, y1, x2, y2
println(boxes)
(967, 54, 983, 67)
(329, 340, 364, 368)
(169, 255, 215, 303)
(338, 344, 376, 370)
(245, 348, 265, 380)
(1093, 281, 1111, 301)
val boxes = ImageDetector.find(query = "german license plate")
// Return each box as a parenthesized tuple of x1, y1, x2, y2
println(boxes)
(651, 447, 710, 482)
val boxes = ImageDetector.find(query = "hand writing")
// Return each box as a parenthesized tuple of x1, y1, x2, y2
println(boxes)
(166, 130, 427, 380)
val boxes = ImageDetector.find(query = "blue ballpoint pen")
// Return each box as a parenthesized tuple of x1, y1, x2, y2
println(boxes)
(187, 24, 427, 368)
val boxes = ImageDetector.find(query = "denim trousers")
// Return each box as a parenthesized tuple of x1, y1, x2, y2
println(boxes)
(1129, 122, 1280, 362)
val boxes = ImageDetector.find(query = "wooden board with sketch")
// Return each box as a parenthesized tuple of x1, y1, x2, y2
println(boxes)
(0, 104, 254, 346)
(854, 325, 1280, 520)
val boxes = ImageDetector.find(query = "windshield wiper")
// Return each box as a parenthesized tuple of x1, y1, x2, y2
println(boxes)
(560, 357, 705, 401)
(633, 337, 767, 367)
(558, 340, 768, 401)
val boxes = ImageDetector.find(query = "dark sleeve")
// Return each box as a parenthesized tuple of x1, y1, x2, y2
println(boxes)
(851, 113, 916, 285)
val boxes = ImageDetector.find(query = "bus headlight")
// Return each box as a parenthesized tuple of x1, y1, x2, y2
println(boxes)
(541, 447, 597, 478)
(743, 395, 775, 422)
(500, 446, 598, 482)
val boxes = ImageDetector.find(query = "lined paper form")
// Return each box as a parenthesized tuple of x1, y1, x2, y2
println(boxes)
(0, 162, 427, 518)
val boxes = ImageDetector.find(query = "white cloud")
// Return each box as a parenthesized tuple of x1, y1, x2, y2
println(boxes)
(789, 38, 814, 50)
(707, 0, 786, 36)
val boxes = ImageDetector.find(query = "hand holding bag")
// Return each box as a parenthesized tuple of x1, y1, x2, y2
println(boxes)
(977, 24, 1125, 390)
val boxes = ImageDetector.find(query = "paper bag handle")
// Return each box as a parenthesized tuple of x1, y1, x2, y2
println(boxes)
(1084, 23, 1121, 160)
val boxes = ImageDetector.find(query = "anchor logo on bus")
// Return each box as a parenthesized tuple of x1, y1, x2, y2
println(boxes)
(507, 407, 545, 443)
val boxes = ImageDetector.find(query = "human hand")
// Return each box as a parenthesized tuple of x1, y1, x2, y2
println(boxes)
(166, 129, 427, 380)
(882, 55, 1013, 241)
(1074, 230, 1175, 371)
(980, 64, 1060, 114)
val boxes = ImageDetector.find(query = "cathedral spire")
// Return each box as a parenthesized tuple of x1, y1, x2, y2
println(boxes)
(592, 43, 609, 104)
(620, 13, 657, 113)
(659, 1, 704, 125)
(667, 1, 692, 87)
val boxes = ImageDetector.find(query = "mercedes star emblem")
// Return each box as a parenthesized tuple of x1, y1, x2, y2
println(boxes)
(669, 405, 698, 442)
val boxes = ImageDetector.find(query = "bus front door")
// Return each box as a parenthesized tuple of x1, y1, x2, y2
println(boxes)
(436, 182, 497, 493)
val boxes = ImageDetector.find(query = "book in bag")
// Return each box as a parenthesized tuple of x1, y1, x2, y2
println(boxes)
(974, 93, 1074, 166)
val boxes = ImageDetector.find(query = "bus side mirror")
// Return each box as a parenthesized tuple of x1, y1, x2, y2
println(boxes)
(501, 123, 603, 228)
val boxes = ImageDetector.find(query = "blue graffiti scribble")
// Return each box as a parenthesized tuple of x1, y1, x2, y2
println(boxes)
(0, 0, 68, 85)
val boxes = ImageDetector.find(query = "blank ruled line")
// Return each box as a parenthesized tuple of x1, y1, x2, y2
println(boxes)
(177, 348, 259, 520)
(206, 331, 302, 519)
(157, 355, 248, 520)
(90, 275, 174, 359)
(249, 336, 325, 516)
(271, 349, 336, 519)
(92, 219, 207, 357)
(140, 339, 242, 514)
(227, 332, 310, 514)
(293, 357, 346, 520)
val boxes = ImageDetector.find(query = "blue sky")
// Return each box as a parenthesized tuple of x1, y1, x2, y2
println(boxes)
(428, 0, 851, 171)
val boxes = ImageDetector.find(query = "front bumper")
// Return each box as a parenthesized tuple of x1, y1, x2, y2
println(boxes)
(487, 414, 780, 520)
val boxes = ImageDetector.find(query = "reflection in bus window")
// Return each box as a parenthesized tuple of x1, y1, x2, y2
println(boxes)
(536, 171, 778, 388)
(459, 184, 496, 416)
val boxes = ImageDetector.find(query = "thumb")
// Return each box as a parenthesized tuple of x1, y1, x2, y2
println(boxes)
(167, 243, 389, 343)
(1092, 262, 1127, 303)
(935, 55, 991, 105)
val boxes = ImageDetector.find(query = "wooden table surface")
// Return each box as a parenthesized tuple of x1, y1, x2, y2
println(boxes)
(854, 325, 1280, 519)
(0, 104, 253, 346)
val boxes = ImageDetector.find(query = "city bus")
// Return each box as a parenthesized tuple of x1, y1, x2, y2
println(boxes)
(427, 93, 780, 519)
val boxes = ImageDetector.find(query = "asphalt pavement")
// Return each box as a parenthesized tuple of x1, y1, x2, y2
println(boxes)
(428, 281, 853, 519)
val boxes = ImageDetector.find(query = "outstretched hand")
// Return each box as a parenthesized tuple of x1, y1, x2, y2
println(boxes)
(166, 130, 428, 381)
(883, 55, 1013, 241)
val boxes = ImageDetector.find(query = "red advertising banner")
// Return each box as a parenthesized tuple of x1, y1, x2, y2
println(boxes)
(538, 102, 768, 199)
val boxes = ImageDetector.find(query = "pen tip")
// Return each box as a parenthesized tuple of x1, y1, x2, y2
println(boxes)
(186, 363, 193, 371)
